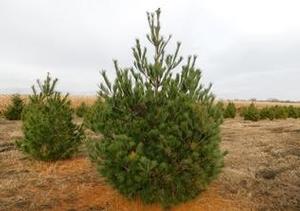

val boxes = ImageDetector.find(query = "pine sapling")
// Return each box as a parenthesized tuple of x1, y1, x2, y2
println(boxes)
(17, 73, 84, 161)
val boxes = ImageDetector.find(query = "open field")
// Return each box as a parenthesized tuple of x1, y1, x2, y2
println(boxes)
(0, 117, 299, 210)
(0, 95, 97, 112)
(231, 100, 300, 109)
(1, 95, 300, 112)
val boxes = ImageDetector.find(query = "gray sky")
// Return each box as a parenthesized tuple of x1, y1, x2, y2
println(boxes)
(0, 0, 299, 100)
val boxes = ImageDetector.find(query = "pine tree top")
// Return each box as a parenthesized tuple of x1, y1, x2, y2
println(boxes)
(98, 8, 214, 105)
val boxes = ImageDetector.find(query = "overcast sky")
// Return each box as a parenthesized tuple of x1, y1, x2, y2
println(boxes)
(0, 0, 299, 100)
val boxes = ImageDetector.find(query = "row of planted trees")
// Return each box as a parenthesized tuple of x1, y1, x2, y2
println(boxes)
(5, 95, 299, 123)
(241, 103, 300, 121)
(5, 96, 299, 123)
(215, 101, 300, 121)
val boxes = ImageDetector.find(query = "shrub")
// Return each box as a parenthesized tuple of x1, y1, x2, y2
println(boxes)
(215, 101, 225, 121)
(243, 103, 260, 121)
(87, 9, 224, 207)
(75, 102, 90, 117)
(216, 101, 225, 111)
(17, 74, 84, 161)
(83, 99, 106, 131)
(272, 105, 288, 119)
(3, 94, 24, 120)
(259, 107, 275, 120)
(223, 102, 236, 118)
(287, 105, 299, 118)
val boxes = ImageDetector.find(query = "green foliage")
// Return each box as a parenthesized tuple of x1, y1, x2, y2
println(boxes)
(242, 103, 260, 121)
(87, 9, 224, 207)
(215, 101, 224, 111)
(83, 99, 106, 131)
(259, 107, 275, 120)
(17, 74, 84, 161)
(215, 101, 225, 122)
(271, 105, 288, 119)
(241, 104, 300, 121)
(3, 94, 24, 120)
(223, 102, 236, 118)
(75, 102, 90, 117)
(287, 105, 300, 118)
(259, 105, 288, 120)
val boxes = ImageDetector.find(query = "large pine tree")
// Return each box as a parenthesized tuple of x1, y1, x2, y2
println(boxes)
(88, 8, 224, 207)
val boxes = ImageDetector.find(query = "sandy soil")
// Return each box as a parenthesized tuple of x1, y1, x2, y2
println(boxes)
(0, 118, 299, 210)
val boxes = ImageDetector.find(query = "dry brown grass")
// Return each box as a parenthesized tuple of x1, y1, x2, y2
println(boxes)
(2, 94, 299, 113)
(68, 95, 97, 107)
(1, 117, 299, 210)
(225, 100, 300, 109)
(0, 95, 97, 113)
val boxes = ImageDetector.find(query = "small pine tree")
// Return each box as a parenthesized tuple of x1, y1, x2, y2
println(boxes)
(87, 9, 224, 207)
(83, 99, 106, 131)
(75, 102, 90, 118)
(215, 101, 225, 121)
(4, 94, 24, 120)
(243, 103, 260, 121)
(216, 101, 225, 111)
(287, 105, 298, 118)
(259, 106, 275, 120)
(223, 102, 236, 118)
(17, 74, 84, 161)
(272, 105, 288, 119)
